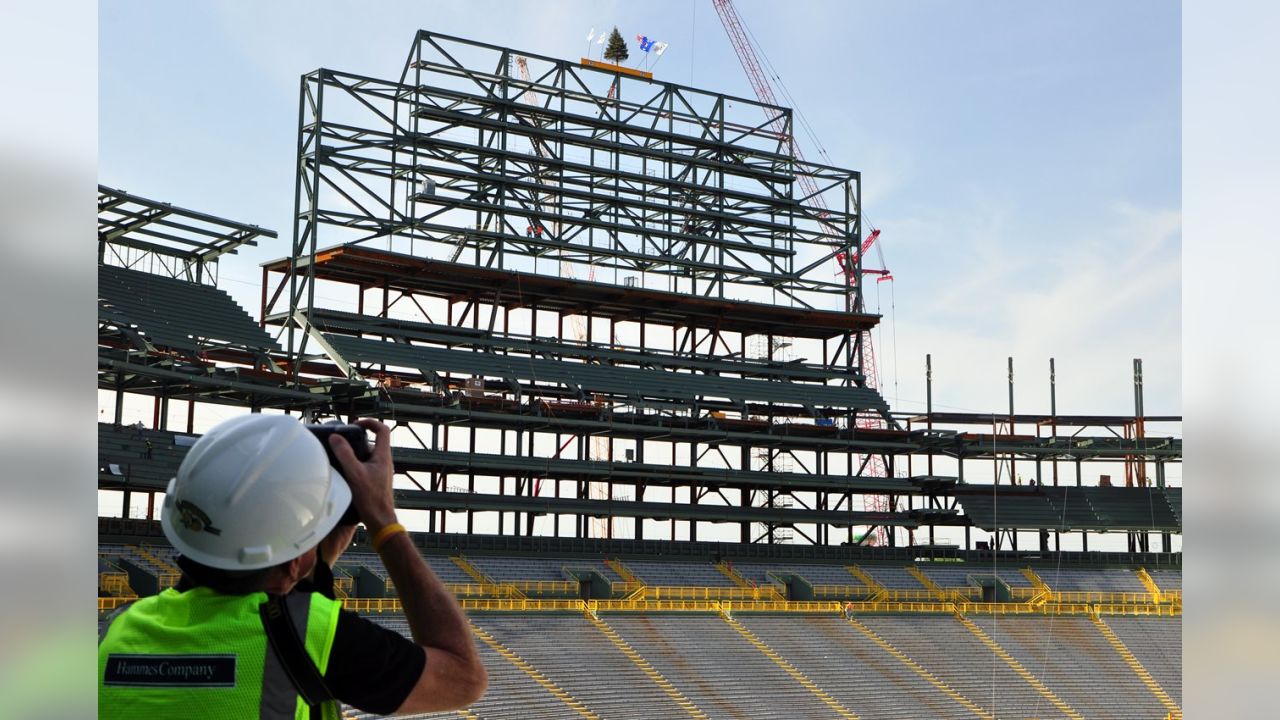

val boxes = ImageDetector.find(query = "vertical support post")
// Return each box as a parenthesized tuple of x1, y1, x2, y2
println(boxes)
(1007, 356, 1015, 486)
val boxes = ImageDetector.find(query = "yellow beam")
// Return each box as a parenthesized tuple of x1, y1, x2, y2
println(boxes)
(579, 58, 654, 80)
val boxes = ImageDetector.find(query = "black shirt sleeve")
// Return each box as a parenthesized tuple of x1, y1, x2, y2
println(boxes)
(323, 609, 426, 715)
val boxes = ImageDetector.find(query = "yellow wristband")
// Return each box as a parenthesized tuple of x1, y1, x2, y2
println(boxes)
(371, 522, 406, 552)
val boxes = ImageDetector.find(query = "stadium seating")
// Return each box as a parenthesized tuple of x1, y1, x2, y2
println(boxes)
(622, 560, 738, 587)
(96, 541, 1182, 719)
(913, 562, 1035, 590)
(969, 616, 1169, 718)
(468, 556, 620, 583)
(98, 263, 279, 354)
(607, 615, 838, 718)
(742, 615, 976, 719)
(98, 422, 192, 490)
(479, 615, 689, 718)
(1037, 567, 1149, 593)
(1147, 568, 1182, 592)
(354, 615, 570, 720)
(1105, 616, 1182, 704)
(856, 564, 928, 590)
(857, 615, 1059, 718)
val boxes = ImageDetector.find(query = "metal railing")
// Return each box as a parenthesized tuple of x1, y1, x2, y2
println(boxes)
(459, 598, 586, 612)
(721, 600, 843, 613)
(640, 585, 782, 601)
(444, 582, 521, 599)
(1010, 588, 1160, 605)
(611, 581, 642, 596)
(811, 585, 874, 598)
(98, 597, 133, 612)
(96, 592, 1181, 618)
(843, 600, 957, 614)
(508, 580, 578, 594)
(344, 598, 403, 613)
(590, 599, 719, 613)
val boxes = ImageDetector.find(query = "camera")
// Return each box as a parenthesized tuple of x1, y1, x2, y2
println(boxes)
(306, 423, 371, 525)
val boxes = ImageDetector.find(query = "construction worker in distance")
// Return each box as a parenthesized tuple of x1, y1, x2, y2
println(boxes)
(98, 414, 487, 718)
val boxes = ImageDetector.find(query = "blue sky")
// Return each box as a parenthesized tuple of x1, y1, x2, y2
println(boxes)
(99, 0, 1181, 420)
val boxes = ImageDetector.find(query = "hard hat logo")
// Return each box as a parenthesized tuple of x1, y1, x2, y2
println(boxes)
(176, 499, 222, 536)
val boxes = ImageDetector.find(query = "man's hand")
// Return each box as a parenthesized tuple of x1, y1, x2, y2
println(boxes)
(327, 418, 398, 533)
(329, 417, 486, 712)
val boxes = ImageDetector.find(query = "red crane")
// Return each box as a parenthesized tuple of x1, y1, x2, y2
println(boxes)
(712, 0, 895, 545)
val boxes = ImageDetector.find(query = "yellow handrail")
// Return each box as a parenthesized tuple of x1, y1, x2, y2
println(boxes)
(508, 580, 578, 594)
(641, 585, 780, 601)
(591, 599, 721, 613)
(716, 562, 784, 599)
(98, 597, 134, 612)
(445, 582, 521, 599)
(460, 598, 586, 612)
(611, 581, 642, 596)
(605, 558, 641, 584)
(721, 600, 845, 613)
(845, 565, 886, 597)
(1010, 588, 1162, 605)
(811, 585, 876, 600)
(1136, 566, 1167, 599)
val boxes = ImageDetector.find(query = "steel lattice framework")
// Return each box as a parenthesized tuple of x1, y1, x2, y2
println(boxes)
(272, 31, 866, 363)
(245, 32, 1181, 551)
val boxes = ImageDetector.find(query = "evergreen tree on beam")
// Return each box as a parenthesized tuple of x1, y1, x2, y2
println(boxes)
(603, 27, 629, 64)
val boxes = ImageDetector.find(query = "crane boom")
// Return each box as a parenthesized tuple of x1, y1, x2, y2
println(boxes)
(712, 0, 897, 545)
(713, 0, 825, 209)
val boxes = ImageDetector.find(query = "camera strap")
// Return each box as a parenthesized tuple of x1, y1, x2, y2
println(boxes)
(259, 594, 335, 711)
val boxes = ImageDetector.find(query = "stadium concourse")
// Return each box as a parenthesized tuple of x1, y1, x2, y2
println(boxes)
(98, 30, 1181, 719)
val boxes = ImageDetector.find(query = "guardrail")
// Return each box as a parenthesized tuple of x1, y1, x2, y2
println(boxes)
(611, 581, 642, 595)
(1091, 603, 1182, 617)
(344, 598, 404, 613)
(1010, 588, 1162, 605)
(590, 599, 720, 613)
(508, 580, 578, 594)
(843, 600, 957, 614)
(98, 597, 134, 612)
(811, 585, 875, 598)
(459, 599, 586, 612)
(640, 586, 781, 601)
(96, 593, 1181, 618)
(721, 600, 844, 613)
(444, 582, 521, 599)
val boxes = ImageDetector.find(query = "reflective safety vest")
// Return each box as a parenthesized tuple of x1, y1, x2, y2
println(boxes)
(98, 587, 342, 719)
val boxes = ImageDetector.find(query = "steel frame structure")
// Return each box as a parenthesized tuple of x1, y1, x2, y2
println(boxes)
(98, 185, 273, 283)
(95, 33, 1181, 553)
(262, 31, 889, 547)
(271, 31, 865, 359)
(250, 32, 1185, 549)
(905, 355, 1181, 554)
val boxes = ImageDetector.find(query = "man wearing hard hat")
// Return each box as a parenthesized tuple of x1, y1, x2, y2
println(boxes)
(97, 414, 487, 718)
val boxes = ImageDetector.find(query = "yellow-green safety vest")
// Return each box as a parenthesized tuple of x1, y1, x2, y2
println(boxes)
(98, 587, 342, 719)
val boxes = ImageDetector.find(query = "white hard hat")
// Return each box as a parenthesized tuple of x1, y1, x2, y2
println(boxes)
(162, 413, 352, 571)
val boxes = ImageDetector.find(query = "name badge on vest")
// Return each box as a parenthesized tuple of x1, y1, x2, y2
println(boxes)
(104, 654, 237, 688)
